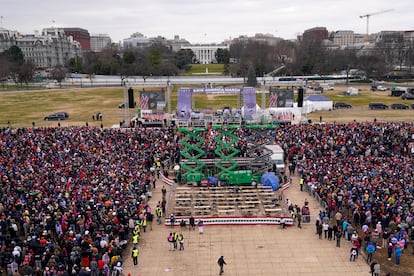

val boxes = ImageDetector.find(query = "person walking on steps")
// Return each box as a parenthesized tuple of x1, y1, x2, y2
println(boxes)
(217, 256, 226, 275)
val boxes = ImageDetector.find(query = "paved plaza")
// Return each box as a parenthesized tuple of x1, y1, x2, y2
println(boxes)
(122, 177, 370, 276)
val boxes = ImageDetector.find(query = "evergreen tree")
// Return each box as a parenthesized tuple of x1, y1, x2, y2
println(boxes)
(246, 64, 257, 87)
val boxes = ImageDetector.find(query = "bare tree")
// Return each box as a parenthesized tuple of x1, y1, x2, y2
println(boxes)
(50, 65, 68, 88)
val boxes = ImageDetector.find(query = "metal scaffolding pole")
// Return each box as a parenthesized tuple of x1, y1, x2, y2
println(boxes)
(167, 80, 172, 115)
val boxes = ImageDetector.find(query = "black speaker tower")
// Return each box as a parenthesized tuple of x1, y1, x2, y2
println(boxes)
(297, 87, 304, 107)
(128, 87, 135, 108)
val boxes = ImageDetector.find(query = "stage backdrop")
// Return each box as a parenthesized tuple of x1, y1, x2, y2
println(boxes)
(269, 88, 294, 108)
(177, 88, 192, 119)
(243, 87, 257, 120)
(140, 89, 166, 110)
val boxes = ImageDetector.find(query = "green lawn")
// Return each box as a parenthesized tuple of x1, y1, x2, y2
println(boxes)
(187, 64, 224, 75)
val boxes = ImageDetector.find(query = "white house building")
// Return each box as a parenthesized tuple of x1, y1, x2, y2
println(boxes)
(180, 44, 229, 64)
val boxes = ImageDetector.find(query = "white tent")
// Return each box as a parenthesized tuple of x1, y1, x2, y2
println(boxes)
(303, 95, 333, 113)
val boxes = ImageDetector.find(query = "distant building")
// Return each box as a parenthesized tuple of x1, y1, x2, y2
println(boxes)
(0, 28, 19, 53)
(16, 27, 81, 69)
(331, 30, 365, 46)
(224, 33, 282, 46)
(170, 35, 191, 52)
(90, 34, 111, 52)
(376, 31, 404, 44)
(180, 44, 229, 64)
(303, 27, 328, 41)
(403, 30, 414, 42)
(123, 32, 150, 49)
(63, 28, 91, 50)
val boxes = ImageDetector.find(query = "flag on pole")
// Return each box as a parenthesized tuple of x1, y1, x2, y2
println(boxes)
(140, 95, 149, 109)
(282, 179, 290, 191)
(269, 92, 278, 108)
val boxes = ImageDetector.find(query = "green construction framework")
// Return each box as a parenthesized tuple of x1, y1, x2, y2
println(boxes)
(179, 124, 278, 183)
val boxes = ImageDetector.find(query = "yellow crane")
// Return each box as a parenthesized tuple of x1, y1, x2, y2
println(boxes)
(360, 9, 394, 40)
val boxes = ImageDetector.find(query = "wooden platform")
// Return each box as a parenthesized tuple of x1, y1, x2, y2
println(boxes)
(171, 185, 283, 218)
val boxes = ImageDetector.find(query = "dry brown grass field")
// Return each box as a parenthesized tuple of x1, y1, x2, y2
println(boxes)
(0, 84, 413, 128)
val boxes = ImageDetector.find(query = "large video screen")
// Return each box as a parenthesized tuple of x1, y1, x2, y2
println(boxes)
(269, 88, 294, 107)
(140, 89, 166, 111)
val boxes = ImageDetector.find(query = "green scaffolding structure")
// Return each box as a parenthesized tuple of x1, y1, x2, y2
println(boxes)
(179, 125, 279, 184)
(179, 128, 206, 182)
(213, 125, 240, 179)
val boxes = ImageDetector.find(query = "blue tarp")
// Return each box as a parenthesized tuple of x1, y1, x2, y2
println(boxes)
(260, 173, 280, 191)
(207, 176, 219, 186)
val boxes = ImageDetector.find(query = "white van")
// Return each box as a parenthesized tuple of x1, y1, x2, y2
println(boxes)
(264, 145, 285, 173)
(320, 83, 334, 91)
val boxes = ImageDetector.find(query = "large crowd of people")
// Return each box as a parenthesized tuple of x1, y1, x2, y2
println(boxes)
(1, 121, 413, 274)
(0, 126, 180, 275)
(275, 122, 414, 267)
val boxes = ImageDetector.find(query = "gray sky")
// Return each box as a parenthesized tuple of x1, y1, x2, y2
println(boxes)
(1, 0, 412, 43)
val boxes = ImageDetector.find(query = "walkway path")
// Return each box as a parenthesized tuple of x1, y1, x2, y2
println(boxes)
(122, 175, 370, 275)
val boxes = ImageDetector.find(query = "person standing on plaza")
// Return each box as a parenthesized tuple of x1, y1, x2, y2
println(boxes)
(167, 233, 174, 251)
(198, 219, 204, 234)
(328, 224, 333, 241)
(162, 186, 167, 200)
(394, 244, 403, 266)
(299, 177, 304, 191)
(189, 215, 195, 230)
(170, 214, 175, 228)
(336, 230, 342, 247)
(173, 232, 178, 250)
(366, 242, 376, 263)
(335, 211, 342, 227)
(146, 212, 153, 230)
(317, 222, 323, 239)
(297, 212, 302, 229)
(349, 246, 358, 262)
(323, 222, 329, 239)
(217, 256, 226, 275)
(131, 246, 139, 266)
(387, 242, 393, 261)
(156, 206, 163, 225)
(178, 233, 185, 251)
(333, 224, 338, 240)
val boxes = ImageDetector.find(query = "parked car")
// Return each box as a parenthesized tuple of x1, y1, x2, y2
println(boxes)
(411, 103, 414, 109)
(401, 92, 414, 100)
(55, 112, 69, 118)
(44, 112, 67, 121)
(344, 87, 359, 95)
(369, 102, 389, 110)
(377, 85, 388, 91)
(391, 103, 410, 110)
(334, 102, 352, 109)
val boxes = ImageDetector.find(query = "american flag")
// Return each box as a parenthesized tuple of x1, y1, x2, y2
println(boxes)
(140, 95, 149, 109)
(269, 92, 278, 108)
(282, 179, 291, 191)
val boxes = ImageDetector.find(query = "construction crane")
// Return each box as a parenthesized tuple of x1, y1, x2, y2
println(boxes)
(360, 9, 394, 40)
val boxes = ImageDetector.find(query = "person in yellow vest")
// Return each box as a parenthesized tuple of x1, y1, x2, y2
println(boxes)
(132, 245, 139, 266)
(300, 177, 304, 191)
(134, 222, 141, 234)
(173, 232, 178, 250)
(141, 218, 147, 232)
(156, 207, 163, 225)
(132, 231, 139, 246)
(178, 233, 184, 251)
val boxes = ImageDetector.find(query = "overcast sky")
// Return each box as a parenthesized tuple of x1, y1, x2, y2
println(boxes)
(1, 0, 412, 44)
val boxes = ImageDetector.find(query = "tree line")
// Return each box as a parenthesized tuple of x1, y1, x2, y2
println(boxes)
(1, 36, 413, 87)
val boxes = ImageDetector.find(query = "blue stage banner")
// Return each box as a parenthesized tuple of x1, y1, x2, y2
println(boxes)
(177, 88, 192, 119)
(243, 87, 256, 120)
